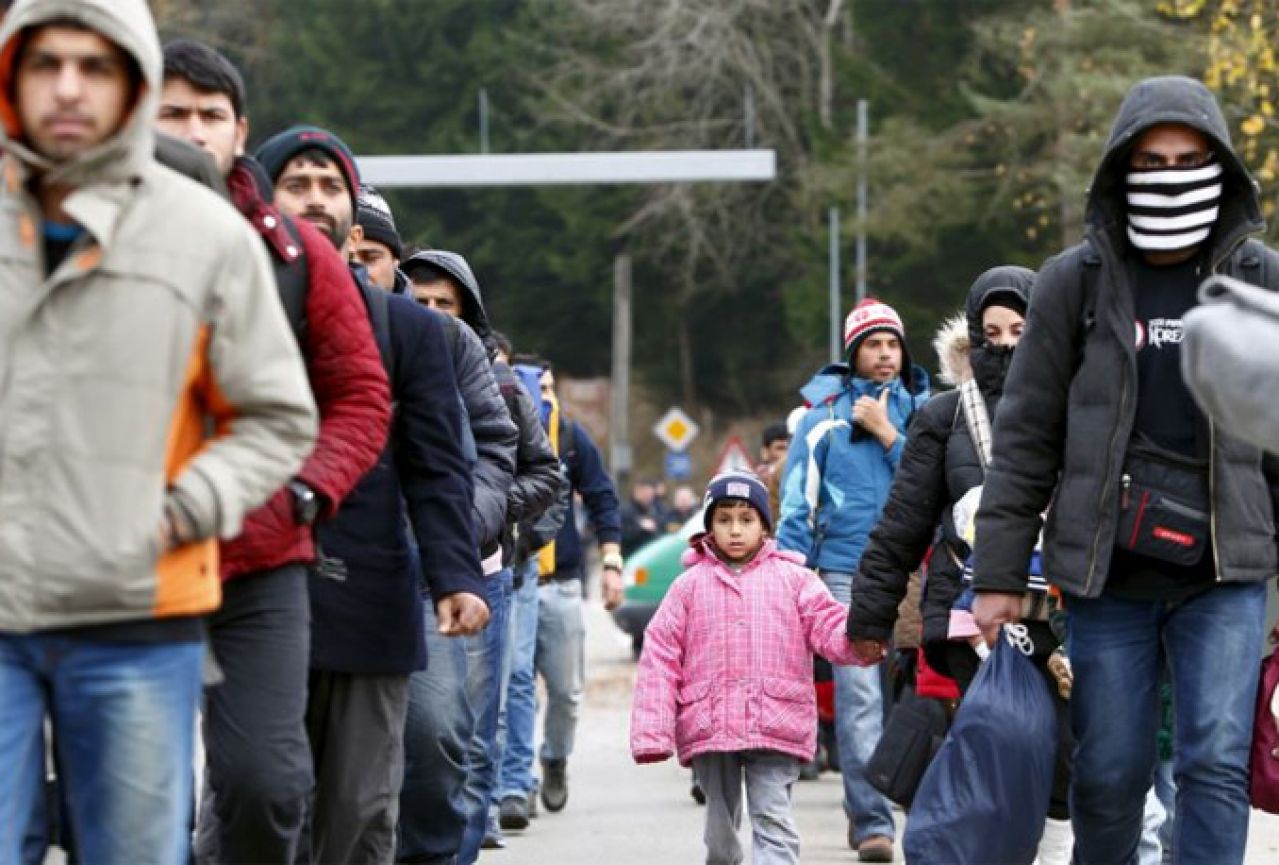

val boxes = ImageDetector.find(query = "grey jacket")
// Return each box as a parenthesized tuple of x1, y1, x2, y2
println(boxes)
(973, 76, 1279, 598)
(0, 0, 317, 631)
(1183, 275, 1279, 454)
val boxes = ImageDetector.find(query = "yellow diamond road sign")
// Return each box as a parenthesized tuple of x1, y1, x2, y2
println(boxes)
(654, 407, 700, 453)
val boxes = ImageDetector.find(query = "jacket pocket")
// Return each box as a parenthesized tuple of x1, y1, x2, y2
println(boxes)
(675, 680, 717, 747)
(757, 678, 813, 744)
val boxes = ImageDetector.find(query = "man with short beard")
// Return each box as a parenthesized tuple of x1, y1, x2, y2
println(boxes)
(256, 124, 491, 862)
(158, 38, 393, 863)
(0, 3, 318, 862)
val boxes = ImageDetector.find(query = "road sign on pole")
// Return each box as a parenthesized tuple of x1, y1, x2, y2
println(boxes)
(712, 435, 755, 477)
(653, 407, 700, 453)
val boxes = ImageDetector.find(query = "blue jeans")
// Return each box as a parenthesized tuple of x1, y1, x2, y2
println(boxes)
(0, 632, 203, 865)
(457, 569, 513, 864)
(1069, 582, 1266, 865)
(535, 576, 586, 763)
(495, 561, 540, 802)
(398, 600, 475, 862)
(820, 570, 895, 843)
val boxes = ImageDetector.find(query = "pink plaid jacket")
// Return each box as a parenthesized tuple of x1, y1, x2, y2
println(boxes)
(629, 537, 867, 766)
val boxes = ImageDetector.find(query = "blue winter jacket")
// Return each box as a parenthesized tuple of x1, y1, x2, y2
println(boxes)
(777, 364, 931, 574)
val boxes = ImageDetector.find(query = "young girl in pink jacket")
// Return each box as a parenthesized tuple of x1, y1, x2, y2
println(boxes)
(630, 471, 870, 864)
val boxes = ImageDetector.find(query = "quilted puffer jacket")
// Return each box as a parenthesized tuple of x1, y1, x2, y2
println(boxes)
(630, 538, 867, 766)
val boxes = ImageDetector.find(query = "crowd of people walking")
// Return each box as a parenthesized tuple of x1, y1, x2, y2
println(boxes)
(630, 73, 1279, 865)
(0, 1, 1277, 864)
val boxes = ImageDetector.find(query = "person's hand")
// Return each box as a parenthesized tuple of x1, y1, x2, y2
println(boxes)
(602, 566, 625, 612)
(437, 592, 490, 636)
(852, 639, 889, 664)
(853, 389, 897, 450)
(639, 516, 658, 533)
(972, 591, 1025, 646)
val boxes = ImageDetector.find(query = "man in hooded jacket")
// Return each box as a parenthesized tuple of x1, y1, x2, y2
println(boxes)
(401, 249, 562, 862)
(972, 76, 1279, 864)
(0, 1, 318, 862)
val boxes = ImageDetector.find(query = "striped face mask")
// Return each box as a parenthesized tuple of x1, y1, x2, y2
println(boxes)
(1125, 158, 1222, 252)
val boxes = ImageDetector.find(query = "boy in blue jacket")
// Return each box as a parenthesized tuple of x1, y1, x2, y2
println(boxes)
(777, 298, 929, 863)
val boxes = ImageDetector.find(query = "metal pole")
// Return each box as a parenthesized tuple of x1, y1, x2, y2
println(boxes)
(744, 85, 756, 149)
(479, 88, 490, 155)
(855, 98, 868, 304)
(610, 250, 634, 483)
(829, 206, 841, 364)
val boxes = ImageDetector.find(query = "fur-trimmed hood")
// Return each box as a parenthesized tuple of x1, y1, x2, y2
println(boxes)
(934, 314, 971, 387)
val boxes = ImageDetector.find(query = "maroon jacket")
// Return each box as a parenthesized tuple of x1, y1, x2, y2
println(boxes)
(220, 157, 391, 581)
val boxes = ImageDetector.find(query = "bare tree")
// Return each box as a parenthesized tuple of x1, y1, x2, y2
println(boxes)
(527, 0, 840, 405)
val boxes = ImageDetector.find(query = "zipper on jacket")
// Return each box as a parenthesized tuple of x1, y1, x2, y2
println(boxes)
(1209, 398, 1222, 583)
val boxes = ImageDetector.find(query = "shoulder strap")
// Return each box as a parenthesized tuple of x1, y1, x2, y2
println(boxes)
(355, 273, 393, 381)
(273, 217, 309, 347)
(1075, 241, 1102, 371)
(558, 414, 578, 465)
(958, 379, 993, 473)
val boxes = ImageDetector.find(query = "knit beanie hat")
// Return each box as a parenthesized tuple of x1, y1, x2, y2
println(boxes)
(843, 297, 906, 356)
(702, 471, 773, 533)
(255, 125, 361, 214)
(356, 185, 402, 260)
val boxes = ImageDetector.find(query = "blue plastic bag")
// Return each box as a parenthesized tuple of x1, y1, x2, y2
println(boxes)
(903, 625, 1057, 865)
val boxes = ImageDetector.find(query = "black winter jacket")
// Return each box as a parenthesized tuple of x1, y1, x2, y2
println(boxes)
(493, 359, 561, 566)
(973, 76, 1279, 599)
(850, 267, 1034, 646)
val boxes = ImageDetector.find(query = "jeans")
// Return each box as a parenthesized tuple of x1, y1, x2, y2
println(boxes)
(535, 575, 586, 764)
(397, 600, 475, 862)
(0, 632, 203, 865)
(457, 569, 513, 864)
(1139, 760, 1176, 865)
(819, 570, 895, 843)
(693, 750, 803, 865)
(495, 561, 540, 802)
(1069, 582, 1266, 865)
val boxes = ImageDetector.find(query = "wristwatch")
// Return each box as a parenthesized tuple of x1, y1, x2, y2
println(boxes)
(601, 552, 624, 573)
(288, 480, 322, 526)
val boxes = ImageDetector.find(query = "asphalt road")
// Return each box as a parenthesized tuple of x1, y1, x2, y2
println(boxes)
(488, 587, 1279, 865)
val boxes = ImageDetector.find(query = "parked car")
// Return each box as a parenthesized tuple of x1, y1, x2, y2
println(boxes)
(612, 512, 701, 656)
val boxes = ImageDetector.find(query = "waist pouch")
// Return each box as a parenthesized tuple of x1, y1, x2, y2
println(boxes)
(1116, 437, 1209, 568)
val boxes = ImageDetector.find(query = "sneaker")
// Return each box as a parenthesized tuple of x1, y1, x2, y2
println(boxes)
(856, 835, 894, 863)
(481, 814, 507, 850)
(498, 796, 529, 832)
(540, 759, 568, 812)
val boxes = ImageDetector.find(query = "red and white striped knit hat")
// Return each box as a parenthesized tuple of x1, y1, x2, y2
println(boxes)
(843, 298, 905, 354)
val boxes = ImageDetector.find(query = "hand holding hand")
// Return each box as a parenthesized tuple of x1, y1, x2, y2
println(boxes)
(437, 592, 490, 636)
(852, 639, 889, 665)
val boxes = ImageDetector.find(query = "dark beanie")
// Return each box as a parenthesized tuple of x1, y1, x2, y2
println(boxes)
(702, 471, 773, 533)
(255, 125, 361, 213)
(356, 185, 402, 260)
